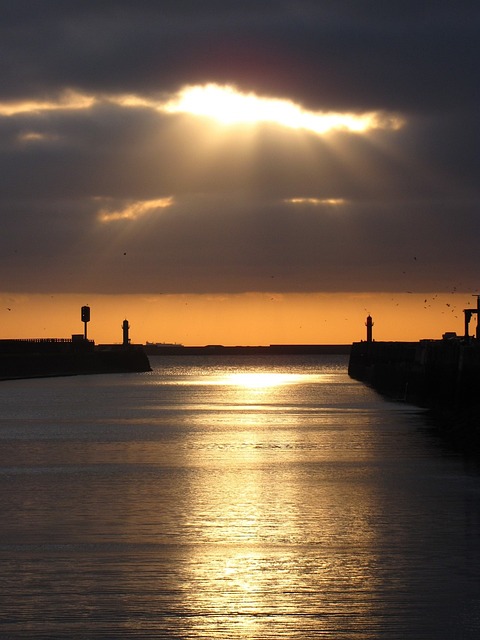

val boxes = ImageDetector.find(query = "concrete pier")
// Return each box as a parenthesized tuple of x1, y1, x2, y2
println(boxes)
(348, 339, 480, 408)
(0, 339, 151, 380)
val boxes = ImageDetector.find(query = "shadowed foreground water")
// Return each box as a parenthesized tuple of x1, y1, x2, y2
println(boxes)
(0, 355, 479, 638)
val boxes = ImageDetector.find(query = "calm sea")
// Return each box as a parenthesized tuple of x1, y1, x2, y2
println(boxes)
(0, 354, 479, 639)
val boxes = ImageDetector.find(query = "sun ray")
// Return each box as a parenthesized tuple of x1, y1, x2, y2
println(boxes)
(97, 197, 174, 223)
(161, 84, 404, 135)
(285, 197, 347, 206)
(0, 85, 404, 138)
(0, 90, 95, 116)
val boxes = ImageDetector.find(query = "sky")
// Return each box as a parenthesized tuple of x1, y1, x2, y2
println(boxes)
(0, 1, 479, 345)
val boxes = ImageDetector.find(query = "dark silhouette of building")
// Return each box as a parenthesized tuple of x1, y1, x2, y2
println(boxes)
(122, 319, 130, 346)
(366, 315, 374, 343)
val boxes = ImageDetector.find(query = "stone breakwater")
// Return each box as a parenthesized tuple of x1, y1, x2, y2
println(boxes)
(348, 339, 480, 407)
(348, 339, 480, 448)
(0, 339, 151, 380)
(348, 339, 480, 446)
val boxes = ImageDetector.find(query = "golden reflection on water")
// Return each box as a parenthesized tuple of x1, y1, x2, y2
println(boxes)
(172, 367, 382, 636)
(1, 358, 477, 638)
(168, 370, 323, 388)
(224, 372, 304, 388)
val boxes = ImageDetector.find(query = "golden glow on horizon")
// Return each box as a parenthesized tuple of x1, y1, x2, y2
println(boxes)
(0, 292, 472, 346)
(0, 86, 404, 137)
(97, 197, 174, 222)
(162, 84, 404, 134)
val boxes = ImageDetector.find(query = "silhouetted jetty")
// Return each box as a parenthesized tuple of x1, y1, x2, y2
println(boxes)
(0, 338, 151, 380)
(349, 309, 480, 446)
(348, 339, 480, 407)
(0, 307, 150, 380)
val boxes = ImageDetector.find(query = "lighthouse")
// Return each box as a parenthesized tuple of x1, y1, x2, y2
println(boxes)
(365, 315, 373, 343)
(122, 319, 130, 346)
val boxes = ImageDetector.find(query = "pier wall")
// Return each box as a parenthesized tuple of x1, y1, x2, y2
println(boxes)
(0, 340, 151, 379)
(348, 339, 480, 407)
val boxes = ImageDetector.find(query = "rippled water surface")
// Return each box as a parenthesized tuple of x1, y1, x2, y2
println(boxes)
(1, 355, 479, 639)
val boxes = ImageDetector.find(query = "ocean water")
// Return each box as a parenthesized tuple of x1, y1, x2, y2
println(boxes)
(0, 354, 479, 639)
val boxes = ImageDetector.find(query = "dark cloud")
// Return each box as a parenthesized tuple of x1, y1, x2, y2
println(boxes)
(0, 1, 479, 296)
(1, 102, 476, 200)
(1, 1, 478, 111)
(1, 193, 478, 295)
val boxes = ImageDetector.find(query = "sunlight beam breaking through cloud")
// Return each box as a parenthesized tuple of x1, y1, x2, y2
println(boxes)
(97, 197, 174, 223)
(285, 198, 347, 206)
(0, 90, 95, 116)
(0, 85, 404, 137)
(162, 84, 404, 134)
